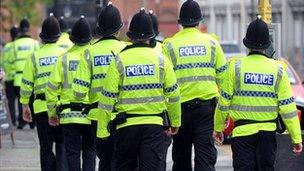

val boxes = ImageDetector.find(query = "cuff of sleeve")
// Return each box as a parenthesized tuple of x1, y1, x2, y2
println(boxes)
(20, 97, 29, 104)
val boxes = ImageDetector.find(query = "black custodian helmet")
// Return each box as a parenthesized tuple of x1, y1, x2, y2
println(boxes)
(127, 8, 155, 41)
(19, 18, 30, 33)
(178, 0, 203, 26)
(149, 10, 159, 36)
(10, 25, 19, 40)
(69, 16, 92, 45)
(39, 13, 61, 42)
(243, 17, 271, 50)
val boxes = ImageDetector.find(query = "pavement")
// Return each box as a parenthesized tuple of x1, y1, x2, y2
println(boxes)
(0, 126, 233, 171)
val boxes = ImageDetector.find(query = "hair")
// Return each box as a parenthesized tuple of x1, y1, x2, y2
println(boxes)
(182, 23, 199, 28)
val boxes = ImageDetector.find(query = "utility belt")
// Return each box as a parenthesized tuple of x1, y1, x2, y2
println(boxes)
(35, 93, 46, 100)
(107, 110, 171, 134)
(15, 71, 23, 74)
(57, 103, 90, 114)
(82, 102, 98, 115)
(234, 115, 286, 134)
(181, 97, 217, 110)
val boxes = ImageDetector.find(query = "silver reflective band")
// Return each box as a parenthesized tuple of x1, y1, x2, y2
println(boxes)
(34, 83, 47, 91)
(274, 66, 283, 92)
(47, 82, 60, 90)
(84, 49, 93, 76)
(210, 40, 216, 66)
(31, 54, 38, 76)
(91, 87, 102, 93)
(114, 55, 124, 87)
(167, 42, 177, 67)
(167, 96, 180, 103)
(217, 105, 229, 111)
(281, 111, 297, 119)
(62, 54, 69, 89)
(20, 89, 32, 96)
(235, 60, 241, 91)
(74, 91, 86, 99)
(119, 96, 165, 104)
(230, 105, 278, 112)
(158, 54, 164, 83)
(177, 76, 215, 83)
(62, 84, 71, 89)
(98, 103, 113, 111)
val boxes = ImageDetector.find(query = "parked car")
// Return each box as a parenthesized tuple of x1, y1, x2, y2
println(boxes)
(220, 41, 246, 59)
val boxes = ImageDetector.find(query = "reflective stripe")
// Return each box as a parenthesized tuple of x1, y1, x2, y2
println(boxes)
(175, 62, 214, 70)
(101, 88, 119, 98)
(98, 103, 113, 111)
(91, 87, 102, 93)
(218, 105, 229, 111)
(177, 76, 215, 84)
(216, 64, 228, 74)
(165, 83, 178, 93)
(35, 72, 51, 79)
(121, 83, 163, 91)
(230, 105, 278, 112)
(114, 55, 124, 87)
(235, 90, 277, 98)
(62, 54, 69, 88)
(279, 97, 294, 106)
(158, 54, 164, 83)
(22, 78, 34, 86)
(119, 96, 165, 104)
(20, 89, 32, 96)
(34, 83, 47, 91)
(74, 91, 86, 98)
(235, 60, 241, 91)
(167, 42, 177, 67)
(274, 66, 283, 92)
(63, 84, 71, 89)
(92, 73, 106, 80)
(210, 40, 216, 66)
(73, 78, 90, 88)
(47, 82, 60, 90)
(168, 96, 180, 103)
(281, 111, 297, 119)
(220, 91, 232, 100)
(30, 54, 38, 76)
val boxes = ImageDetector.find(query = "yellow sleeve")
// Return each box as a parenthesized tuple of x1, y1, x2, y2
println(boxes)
(214, 60, 235, 132)
(163, 56, 181, 127)
(72, 49, 92, 99)
(46, 57, 63, 117)
(278, 67, 302, 144)
(162, 38, 175, 65)
(20, 54, 35, 104)
(213, 40, 227, 88)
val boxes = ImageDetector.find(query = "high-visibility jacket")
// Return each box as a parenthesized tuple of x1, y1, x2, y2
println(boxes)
(98, 43, 181, 138)
(214, 53, 302, 144)
(20, 43, 65, 114)
(72, 36, 127, 121)
(162, 28, 227, 103)
(1, 42, 15, 81)
(13, 36, 40, 87)
(46, 44, 91, 124)
(57, 32, 73, 50)
(153, 40, 163, 55)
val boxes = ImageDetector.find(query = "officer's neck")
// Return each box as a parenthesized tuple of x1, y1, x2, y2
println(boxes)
(132, 40, 149, 44)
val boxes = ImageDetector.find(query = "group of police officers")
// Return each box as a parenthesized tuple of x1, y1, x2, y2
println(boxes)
(1, 0, 302, 171)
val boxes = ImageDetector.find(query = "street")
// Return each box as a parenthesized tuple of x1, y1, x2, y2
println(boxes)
(0, 127, 233, 171)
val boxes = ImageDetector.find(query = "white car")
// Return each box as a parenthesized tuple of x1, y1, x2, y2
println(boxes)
(220, 41, 246, 59)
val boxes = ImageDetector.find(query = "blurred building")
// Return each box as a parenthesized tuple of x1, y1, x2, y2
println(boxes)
(197, 0, 304, 65)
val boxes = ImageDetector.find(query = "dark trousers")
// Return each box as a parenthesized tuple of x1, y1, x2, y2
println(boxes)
(5, 81, 17, 125)
(91, 120, 115, 171)
(13, 86, 25, 127)
(34, 112, 67, 171)
(231, 131, 277, 171)
(172, 101, 217, 171)
(62, 123, 96, 171)
(114, 125, 165, 171)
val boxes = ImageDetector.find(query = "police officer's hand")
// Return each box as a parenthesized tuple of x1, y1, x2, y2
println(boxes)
(213, 131, 223, 146)
(293, 143, 303, 155)
(165, 127, 179, 136)
(22, 104, 32, 122)
(49, 116, 59, 126)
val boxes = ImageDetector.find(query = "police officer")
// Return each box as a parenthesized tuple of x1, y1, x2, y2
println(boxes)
(213, 17, 303, 170)
(21, 14, 67, 171)
(13, 18, 40, 129)
(57, 16, 73, 49)
(98, 8, 181, 170)
(162, 0, 227, 170)
(72, 2, 126, 170)
(46, 16, 96, 171)
(1, 26, 19, 125)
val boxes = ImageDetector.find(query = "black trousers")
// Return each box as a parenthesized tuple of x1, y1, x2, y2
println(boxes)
(231, 131, 277, 171)
(172, 101, 217, 171)
(114, 125, 165, 171)
(162, 136, 172, 171)
(62, 123, 96, 171)
(34, 112, 67, 171)
(13, 86, 24, 127)
(5, 81, 17, 125)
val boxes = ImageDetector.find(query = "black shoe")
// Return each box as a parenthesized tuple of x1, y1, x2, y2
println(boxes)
(17, 125, 24, 129)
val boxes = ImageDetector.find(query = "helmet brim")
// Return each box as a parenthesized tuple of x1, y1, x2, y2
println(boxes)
(126, 31, 155, 41)
(178, 17, 203, 26)
(95, 23, 123, 37)
(69, 35, 92, 45)
(243, 38, 271, 50)
(39, 33, 60, 42)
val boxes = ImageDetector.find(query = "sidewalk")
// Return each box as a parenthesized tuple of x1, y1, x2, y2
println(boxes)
(0, 127, 233, 171)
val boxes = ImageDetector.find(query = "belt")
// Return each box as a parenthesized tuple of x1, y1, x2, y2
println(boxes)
(234, 119, 277, 127)
(126, 113, 162, 118)
(181, 97, 216, 110)
(16, 71, 23, 74)
(35, 93, 46, 100)
(58, 103, 90, 113)
(82, 102, 98, 115)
